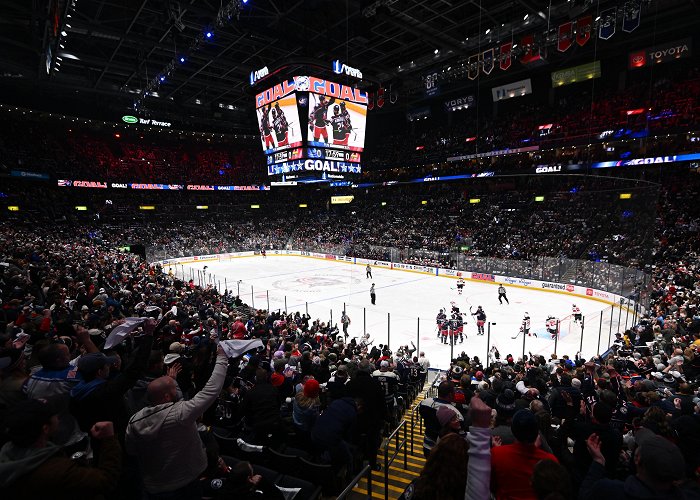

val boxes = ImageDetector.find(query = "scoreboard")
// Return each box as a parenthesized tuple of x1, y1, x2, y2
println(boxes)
(255, 76, 367, 183)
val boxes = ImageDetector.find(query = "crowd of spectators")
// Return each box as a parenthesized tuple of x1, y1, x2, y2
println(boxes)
(366, 66, 700, 171)
(0, 163, 699, 499)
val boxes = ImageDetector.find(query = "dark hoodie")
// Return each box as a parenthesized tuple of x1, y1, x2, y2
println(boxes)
(0, 438, 121, 499)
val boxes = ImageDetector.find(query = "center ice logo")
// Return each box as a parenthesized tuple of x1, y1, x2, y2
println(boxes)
(273, 274, 362, 292)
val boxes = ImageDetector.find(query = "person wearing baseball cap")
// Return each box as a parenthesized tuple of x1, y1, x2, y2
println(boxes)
(70, 320, 155, 436)
(0, 398, 121, 498)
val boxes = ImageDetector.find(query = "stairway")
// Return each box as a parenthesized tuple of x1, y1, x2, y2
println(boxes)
(348, 391, 430, 499)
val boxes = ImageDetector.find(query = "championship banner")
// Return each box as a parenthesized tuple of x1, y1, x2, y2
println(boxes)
(468, 54, 479, 80)
(558, 22, 573, 52)
(481, 48, 494, 75)
(376, 87, 385, 108)
(622, 0, 641, 33)
(499, 42, 512, 70)
(598, 8, 617, 40)
(576, 15, 592, 46)
(519, 34, 541, 64)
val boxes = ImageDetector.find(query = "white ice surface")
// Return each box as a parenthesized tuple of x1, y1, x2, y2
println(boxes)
(174, 256, 630, 369)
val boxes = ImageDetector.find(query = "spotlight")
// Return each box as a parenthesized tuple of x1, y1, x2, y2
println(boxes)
(523, 14, 529, 20)
(485, 28, 491, 34)
(159, 75, 165, 82)
(179, 57, 185, 63)
(206, 31, 213, 38)
(434, 48, 439, 54)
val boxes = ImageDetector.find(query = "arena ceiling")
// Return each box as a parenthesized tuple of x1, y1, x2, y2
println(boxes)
(0, 0, 698, 132)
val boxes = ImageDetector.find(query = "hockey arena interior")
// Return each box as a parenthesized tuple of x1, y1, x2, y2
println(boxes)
(1, 1, 700, 499)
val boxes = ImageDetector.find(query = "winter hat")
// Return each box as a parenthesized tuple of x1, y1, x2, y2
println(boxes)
(273, 350, 285, 359)
(437, 405, 458, 427)
(635, 428, 685, 481)
(511, 409, 539, 443)
(303, 378, 320, 399)
(474, 371, 484, 381)
(164, 353, 181, 365)
(496, 389, 517, 416)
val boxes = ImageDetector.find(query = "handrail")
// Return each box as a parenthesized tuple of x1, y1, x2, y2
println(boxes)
(336, 463, 373, 500)
(382, 419, 409, 500)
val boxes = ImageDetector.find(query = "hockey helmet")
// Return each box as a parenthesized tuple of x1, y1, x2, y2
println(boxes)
(333, 104, 340, 114)
(271, 108, 277, 118)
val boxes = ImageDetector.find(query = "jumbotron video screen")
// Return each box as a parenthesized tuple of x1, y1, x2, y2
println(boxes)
(255, 76, 367, 183)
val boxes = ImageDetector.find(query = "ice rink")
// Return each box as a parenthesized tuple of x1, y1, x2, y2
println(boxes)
(174, 255, 632, 369)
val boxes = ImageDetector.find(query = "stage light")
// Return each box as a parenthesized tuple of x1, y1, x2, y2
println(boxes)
(523, 14, 529, 20)
(485, 28, 491, 34)
(179, 57, 185, 63)
(206, 32, 213, 38)
(61, 31, 67, 36)
(434, 48, 439, 54)
(159, 75, 165, 82)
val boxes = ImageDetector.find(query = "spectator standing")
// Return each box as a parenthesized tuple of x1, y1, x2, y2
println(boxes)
(490, 409, 559, 499)
(125, 345, 228, 499)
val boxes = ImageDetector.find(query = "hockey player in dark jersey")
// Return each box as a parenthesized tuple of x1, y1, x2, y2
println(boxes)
(471, 305, 487, 335)
(330, 103, 351, 146)
(259, 104, 274, 149)
(272, 102, 289, 147)
(309, 95, 335, 143)
(450, 311, 465, 343)
(436, 309, 447, 341)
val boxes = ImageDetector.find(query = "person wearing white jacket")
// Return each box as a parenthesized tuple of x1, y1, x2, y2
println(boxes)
(125, 346, 228, 498)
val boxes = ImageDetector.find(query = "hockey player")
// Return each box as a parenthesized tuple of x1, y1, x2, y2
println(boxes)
(272, 102, 289, 147)
(436, 309, 447, 339)
(546, 316, 558, 340)
(309, 95, 335, 143)
(260, 248, 266, 258)
(456, 277, 465, 295)
(450, 310, 465, 343)
(471, 305, 486, 335)
(370, 283, 376, 305)
(259, 104, 275, 149)
(497, 283, 509, 304)
(572, 304, 582, 323)
(330, 103, 351, 146)
(366, 263, 372, 279)
(522, 312, 533, 337)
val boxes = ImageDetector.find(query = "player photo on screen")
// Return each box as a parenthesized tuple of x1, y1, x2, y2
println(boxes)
(256, 94, 303, 154)
(307, 93, 367, 151)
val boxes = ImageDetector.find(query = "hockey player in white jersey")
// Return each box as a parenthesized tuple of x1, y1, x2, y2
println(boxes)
(546, 316, 558, 340)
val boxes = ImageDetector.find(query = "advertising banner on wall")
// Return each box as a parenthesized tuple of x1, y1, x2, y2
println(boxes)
(628, 38, 692, 69)
(491, 78, 532, 101)
(551, 61, 601, 87)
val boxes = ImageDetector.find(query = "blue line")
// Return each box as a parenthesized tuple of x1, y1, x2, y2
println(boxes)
(287, 275, 431, 309)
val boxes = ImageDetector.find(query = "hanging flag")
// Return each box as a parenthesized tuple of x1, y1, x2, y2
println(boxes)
(367, 92, 374, 111)
(376, 87, 385, 108)
(389, 85, 398, 104)
(520, 34, 541, 64)
(576, 15, 592, 46)
(468, 54, 479, 80)
(558, 22, 573, 52)
(481, 48, 495, 75)
(622, 0, 641, 33)
(598, 7, 617, 40)
(500, 42, 512, 70)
